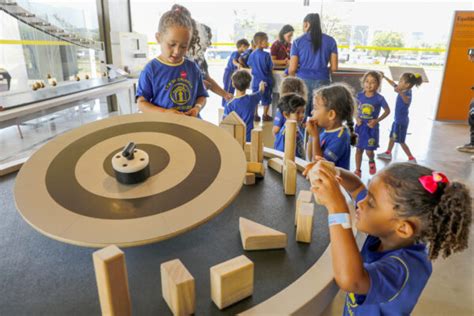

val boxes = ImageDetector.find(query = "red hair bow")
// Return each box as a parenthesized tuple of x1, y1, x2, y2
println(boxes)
(418, 172, 449, 194)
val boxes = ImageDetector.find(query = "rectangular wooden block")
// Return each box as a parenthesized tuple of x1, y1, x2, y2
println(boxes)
(93, 245, 131, 316)
(243, 172, 256, 185)
(308, 160, 336, 205)
(250, 129, 263, 162)
(295, 190, 313, 225)
(283, 120, 297, 162)
(220, 123, 235, 137)
(210, 255, 254, 309)
(247, 162, 265, 177)
(161, 259, 195, 315)
(267, 157, 283, 174)
(234, 124, 246, 149)
(239, 217, 287, 250)
(283, 159, 297, 195)
(296, 203, 314, 243)
(218, 107, 225, 125)
(244, 142, 251, 161)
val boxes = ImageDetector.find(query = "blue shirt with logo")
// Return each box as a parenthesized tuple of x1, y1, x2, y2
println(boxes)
(356, 92, 389, 122)
(290, 33, 338, 81)
(343, 190, 432, 316)
(136, 58, 208, 112)
(320, 127, 350, 169)
(248, 49, 274, 89)
(224, 92, 261, 141)
(394, 88, 412, 125)
(274, 124, 305, 159)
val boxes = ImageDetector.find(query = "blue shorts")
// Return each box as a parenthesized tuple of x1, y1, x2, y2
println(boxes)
(390, 122, 408, 143)
(252, 82, 272, 106)
(355, 123, 379, 150)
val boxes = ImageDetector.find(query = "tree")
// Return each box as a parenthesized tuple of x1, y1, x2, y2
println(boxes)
(372, 32, 404, 64)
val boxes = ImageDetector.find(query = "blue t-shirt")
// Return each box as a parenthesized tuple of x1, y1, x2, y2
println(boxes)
(274, 124, 305, 159)
(320, 127, 350, 169)
(357, 92, 389, 123)
(290, 33, 338, 81)
(273, 109, 286, 128)
(225, 51, 240, 73)
(394, 88, 412, 125)
(136, 58, 208, 112)
(240, 48, 253, 67)
(343, 190, 432, 316)
(224, 92, 261, 141)
(248, 49, 273, 88)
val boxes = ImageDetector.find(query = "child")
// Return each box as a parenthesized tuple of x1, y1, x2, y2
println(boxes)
(306, 84, 357, 169)
(136, 7, 208, 116)
(224, 70, 266, 142)
(238, 40, 256, 68)
(355, 71, 390, 177)
(273, 94, 306, 158)
(303, 160, 471, 315)
(222, 39, 250, 106)
(377, 73, 423, 162)
(248, 32, 274, 122)
(273, 76, 308, 136)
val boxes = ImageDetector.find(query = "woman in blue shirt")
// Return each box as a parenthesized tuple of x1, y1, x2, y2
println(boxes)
(288, 13, 338, 120)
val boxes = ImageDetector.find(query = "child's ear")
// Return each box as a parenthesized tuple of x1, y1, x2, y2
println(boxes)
(155, 32, 161, 43)
(395, 219, 416, 239)
(328, 109, 337, 121)
(282, 112, 290, 119)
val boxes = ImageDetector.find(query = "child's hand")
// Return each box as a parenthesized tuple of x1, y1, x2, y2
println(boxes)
(224, 92, 233, 101)
(311, 167, 346, 212)
(259, 81, 266, 92)
(356, 117, 362, 126)
(168, 108, 184, 115)
(367, 119, 377, 128)
(302, 155, 325, 178)
(185, 107, 200, 117)
(305, 117, 319, 138)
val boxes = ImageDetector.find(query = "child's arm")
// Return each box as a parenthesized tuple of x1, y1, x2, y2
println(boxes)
(272, 126, 281, 136)
(382, 74, 397, 88)
(185, 96, 207, 117)
(258, 80, 266, 94)
(397, 90, 411, 105)
(368, 106, 391, 128)
(232, 58, 241, 69)
(288, 55, 298, 76)
(206, 76, 233, 100)
(312, 168, 370, 294)
(306, 118, 323, 159)
(137, 97, 182, 114)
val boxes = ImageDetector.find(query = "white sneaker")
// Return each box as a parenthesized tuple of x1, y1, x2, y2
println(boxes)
(408, 158, 417, 164)
(457, 144, 474, 153)
(377, 152, 392, 160)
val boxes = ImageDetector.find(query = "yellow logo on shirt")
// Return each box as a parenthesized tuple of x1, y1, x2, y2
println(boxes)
(166, 78, 192, 106)
(360, 103, 374, 120)
(368, 138, 376, 146)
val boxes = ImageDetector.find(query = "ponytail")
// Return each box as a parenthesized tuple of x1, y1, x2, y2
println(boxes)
(303, 13, 322, 53)
(401, 72, 423, 89)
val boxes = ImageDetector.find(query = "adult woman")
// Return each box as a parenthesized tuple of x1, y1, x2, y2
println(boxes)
(271, 24, 294, 68)
(288, 13, 338, 119)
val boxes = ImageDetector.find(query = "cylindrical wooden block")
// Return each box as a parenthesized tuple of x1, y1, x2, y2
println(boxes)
(283, 120, 297, 162)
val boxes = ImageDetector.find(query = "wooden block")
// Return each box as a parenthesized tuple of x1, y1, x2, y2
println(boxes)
(239, 217, 287, 250)
(210, 255, 254, 309)
(308, 160, 336, 204)
(283, 119, 297, 162)
(244, 142, 251, 161)
(234, 124, 246, 149)
(220, 123, 235, 137)
(295, 190, 313, 225)
(283, 159, 297, 195)
(247, 162, 265, 177)
(267, 157, 284, 174)
(161, 259, 195, 315)
(218, 107, 225, 125)
(221, 111, 246, 126)
(250, 129, 263, 162)
(243, 172, 256, 185)
(296, 203, 314, 243)
(93, 245, 131, 316)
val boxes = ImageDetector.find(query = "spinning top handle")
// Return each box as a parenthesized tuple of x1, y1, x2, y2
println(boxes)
(122, 142, 136, 160)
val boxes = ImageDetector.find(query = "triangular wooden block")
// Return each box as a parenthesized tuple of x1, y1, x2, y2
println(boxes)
(239, 217, 287, 250)
(221, 111, 246, 127)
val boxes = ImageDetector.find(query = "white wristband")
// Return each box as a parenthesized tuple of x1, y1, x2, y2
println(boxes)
(195, 103, 204, 110)
(328, 213, 351, 229)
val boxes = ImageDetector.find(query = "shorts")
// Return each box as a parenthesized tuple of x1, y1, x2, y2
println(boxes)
(390, 122, 408, 143)
(355, 123, 379, 150)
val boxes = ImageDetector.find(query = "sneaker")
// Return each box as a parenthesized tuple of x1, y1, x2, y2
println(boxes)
(262, 114, 273, 122)
(456, 144, 474, 153)
(354, 169, 362, 178)
(369, 161, 376, 175)
(377, 152, 392, 160)
(408, 157, 417, 163)
(254, 115, 261, 122)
